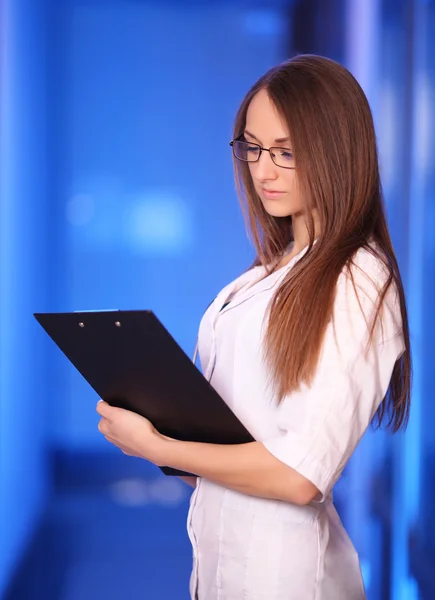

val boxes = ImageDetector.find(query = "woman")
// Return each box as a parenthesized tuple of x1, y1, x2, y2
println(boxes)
(97, 54, 411, 599)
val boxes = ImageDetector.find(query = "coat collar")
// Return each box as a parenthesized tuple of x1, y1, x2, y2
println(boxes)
(215, 242, 313, 317)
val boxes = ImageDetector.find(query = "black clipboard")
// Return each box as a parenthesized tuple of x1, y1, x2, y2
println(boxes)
(34, 310, 254, 476)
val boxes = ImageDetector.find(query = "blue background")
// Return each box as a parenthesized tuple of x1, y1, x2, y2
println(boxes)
(0, 0, 434, 599)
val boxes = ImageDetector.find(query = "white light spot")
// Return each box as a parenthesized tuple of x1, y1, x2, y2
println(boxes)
(360, 558, 371, 589)
(148, 476, 187, 506)
(125, 191, 193, 254)
(108, 476, 187, 507)
(414, 71, 431, 175)
(109, 478, 149, 506)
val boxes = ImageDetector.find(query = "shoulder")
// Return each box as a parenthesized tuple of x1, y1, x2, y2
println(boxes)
(337, 244, 396, 304)
(334, 244, 403, 340)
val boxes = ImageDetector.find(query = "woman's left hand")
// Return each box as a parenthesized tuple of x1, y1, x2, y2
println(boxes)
(96, 400, 167, 465)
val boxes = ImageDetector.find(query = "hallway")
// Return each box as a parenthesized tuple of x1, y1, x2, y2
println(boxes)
(5, 453, 192, 600)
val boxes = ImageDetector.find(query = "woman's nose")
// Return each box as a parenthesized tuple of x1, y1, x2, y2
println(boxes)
(251, 150, 279, 182)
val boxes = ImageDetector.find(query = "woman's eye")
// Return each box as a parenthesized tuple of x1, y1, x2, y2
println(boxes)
(280, 150, 293, 160)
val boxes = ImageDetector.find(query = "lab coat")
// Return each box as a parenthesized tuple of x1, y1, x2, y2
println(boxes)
(187, 244, 405, 600)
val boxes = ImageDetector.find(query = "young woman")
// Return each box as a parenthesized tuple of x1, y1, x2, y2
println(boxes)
(97, 54, 411, 599)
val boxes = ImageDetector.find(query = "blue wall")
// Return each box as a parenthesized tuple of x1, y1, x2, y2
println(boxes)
(1, 1, 434, 599)
(0, 0, 50, 596)
(0, 0, 288, 595)
(48, 1, 287, 450)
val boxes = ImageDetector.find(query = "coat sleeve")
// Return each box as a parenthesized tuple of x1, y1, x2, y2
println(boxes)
(261, 258, 405, 501)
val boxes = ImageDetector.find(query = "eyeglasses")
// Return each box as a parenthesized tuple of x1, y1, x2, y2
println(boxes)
(230, 139, 295, 169)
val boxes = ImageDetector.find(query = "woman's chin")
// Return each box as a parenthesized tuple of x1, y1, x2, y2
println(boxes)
(262, 204, 293, 218)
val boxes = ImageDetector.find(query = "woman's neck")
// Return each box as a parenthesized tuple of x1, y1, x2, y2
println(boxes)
(275, 212, 320, 270)
(291, 210, 320, 255)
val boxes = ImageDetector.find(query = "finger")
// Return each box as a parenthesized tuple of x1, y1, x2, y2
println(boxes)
(104, 435, 133, 456)
(97, 417, 110, 435)
(120, 448, 133, 456)
(96, 399, 107, 414)
(96, 400, 113, 420)
(103, 433, 118, 446)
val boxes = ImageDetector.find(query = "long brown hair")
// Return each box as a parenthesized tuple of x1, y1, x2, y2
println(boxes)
(232, 55, 411, 432)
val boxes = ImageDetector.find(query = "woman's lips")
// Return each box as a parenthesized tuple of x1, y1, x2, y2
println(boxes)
(262, 189, 286, 199)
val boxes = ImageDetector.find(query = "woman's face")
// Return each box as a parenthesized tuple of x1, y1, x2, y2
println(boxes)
(244, 88, 303, 218)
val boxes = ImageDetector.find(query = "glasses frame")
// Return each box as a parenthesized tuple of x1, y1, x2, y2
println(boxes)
(229, 138, 295, 170)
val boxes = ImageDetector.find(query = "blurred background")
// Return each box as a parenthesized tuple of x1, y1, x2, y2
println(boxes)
(0, 0, 434, 598)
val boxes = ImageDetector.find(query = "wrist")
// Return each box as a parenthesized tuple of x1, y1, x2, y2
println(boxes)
(153, 432, 177, 467)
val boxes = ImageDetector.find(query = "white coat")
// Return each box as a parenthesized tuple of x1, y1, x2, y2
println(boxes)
(186, 244, 405, 600)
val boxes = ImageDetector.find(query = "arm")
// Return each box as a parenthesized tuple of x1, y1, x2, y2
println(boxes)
(163, 260, 403, 505)
(98, 256, 403, 505)
(97, 406, 315, 502)
(162, 439, 319, 505)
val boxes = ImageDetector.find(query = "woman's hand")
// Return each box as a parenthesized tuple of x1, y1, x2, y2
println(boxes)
(96, 400, 167, 465)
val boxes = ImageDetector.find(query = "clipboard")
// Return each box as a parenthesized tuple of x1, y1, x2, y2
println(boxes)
(34, 309, 254, 476)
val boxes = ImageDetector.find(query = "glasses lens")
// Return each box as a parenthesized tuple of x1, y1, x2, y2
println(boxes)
(270, 147, 295, 169)
(233, 140, 260, 162)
